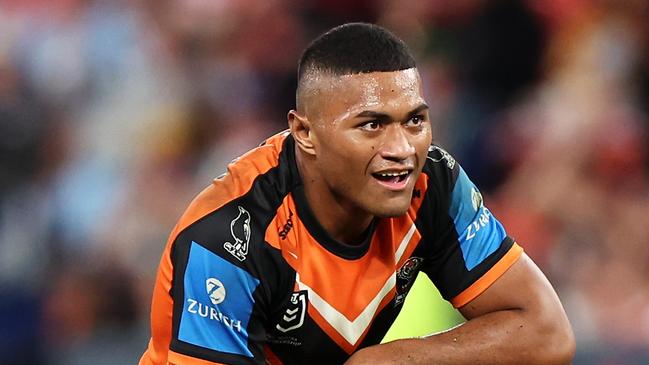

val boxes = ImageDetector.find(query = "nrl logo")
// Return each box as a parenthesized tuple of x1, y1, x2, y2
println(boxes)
(427, 145, 456, 170)
(276, 291, 307, 333)
(224, 206, 251, 261)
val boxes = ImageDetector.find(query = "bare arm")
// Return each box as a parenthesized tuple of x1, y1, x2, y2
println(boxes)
(345, 254, 575, 365)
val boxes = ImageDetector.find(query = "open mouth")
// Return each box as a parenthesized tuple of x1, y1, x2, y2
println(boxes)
(371, 170, 412, 190)
(372, 171, 410, 183)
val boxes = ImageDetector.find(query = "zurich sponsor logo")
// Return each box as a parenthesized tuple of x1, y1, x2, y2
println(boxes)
(450, 167, 497, 243)
(449, 167, 507, 271)
(185, 278, 242, 333)
(465, 206, 492, 241)
(186, 299, 243, 333)
(471, 187, 483, 211)
(187, 278, 241, 332)
(206, 278, 226, 305)
(179, 242, 260, 357)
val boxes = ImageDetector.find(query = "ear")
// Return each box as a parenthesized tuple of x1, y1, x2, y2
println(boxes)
(288, 110, 317, 156)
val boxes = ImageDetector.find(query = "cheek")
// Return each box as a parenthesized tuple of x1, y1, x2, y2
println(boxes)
(415, 128, 433, 150)
(319, 143, 371, 183)
(410, 133, 432, 168)
(315, 129, 377, 180)
(318, 142, 349, 172)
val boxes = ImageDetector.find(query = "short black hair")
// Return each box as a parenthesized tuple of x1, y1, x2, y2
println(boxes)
(298, 23, 416, 81)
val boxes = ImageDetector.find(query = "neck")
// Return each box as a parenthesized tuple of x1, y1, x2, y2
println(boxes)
(295, 148, 374, 245)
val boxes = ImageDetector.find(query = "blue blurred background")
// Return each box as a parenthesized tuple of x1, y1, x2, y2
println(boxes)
(1, 0, 648, 364)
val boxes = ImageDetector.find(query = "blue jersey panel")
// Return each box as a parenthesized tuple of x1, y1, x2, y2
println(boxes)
(449, 167, 508, 271)
(178, 241, 260, 357)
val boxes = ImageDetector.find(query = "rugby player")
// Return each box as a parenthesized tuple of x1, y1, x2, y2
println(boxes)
(140, 22, 575, 365)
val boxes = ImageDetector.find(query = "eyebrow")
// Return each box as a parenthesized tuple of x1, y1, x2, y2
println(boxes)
(354, 103, 429, 121)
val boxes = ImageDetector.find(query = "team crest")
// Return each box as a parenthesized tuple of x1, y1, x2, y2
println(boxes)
(224, 206, 251, 261)
(395, 257, 424, 306)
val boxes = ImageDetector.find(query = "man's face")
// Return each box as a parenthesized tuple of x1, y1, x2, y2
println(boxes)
(302, 68, 432, 218)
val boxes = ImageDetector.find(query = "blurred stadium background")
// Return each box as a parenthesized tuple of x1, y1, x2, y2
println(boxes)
(1, 0, 648, 364)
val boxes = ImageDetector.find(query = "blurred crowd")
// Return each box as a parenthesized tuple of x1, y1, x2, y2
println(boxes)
(0, 0, 648, 364)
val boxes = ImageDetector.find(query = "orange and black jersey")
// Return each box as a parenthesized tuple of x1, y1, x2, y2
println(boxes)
(140, 131, 523, 365)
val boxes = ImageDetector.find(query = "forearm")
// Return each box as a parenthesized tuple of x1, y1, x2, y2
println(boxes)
(345, 254, 575, 365)
(347, 308, 573, 365)
(422, 308, 568, 364)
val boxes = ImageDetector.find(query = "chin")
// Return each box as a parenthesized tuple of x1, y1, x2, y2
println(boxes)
(371, 201, 411, 218)
(363, 189, 413, 217)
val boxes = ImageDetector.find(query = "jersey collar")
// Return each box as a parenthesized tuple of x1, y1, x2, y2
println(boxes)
(287, 135, 376, 260)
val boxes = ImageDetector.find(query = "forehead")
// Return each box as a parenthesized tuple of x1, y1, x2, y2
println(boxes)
(302, 68, 424, 118)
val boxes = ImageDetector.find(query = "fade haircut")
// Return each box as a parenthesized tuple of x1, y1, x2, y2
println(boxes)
(297, 22, 416, 85)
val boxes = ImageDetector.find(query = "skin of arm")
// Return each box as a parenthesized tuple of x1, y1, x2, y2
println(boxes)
(344, 253, 576, 365)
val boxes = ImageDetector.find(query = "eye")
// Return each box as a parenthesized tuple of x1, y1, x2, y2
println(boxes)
(406, 115, 425, 127)
(359, 120, 381, 131)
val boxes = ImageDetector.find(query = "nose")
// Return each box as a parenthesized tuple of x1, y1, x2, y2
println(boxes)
(379, 125, 416, 162)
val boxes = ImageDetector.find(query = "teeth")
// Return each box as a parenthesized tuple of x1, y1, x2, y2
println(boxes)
(379, 171, 408, 177)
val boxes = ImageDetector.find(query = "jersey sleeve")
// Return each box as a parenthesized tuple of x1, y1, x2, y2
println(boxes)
(169, 239, 262, 363)
(141, 201, 272, 365)
(141, 134, 293, 365)
(420, 146, 523, 308)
